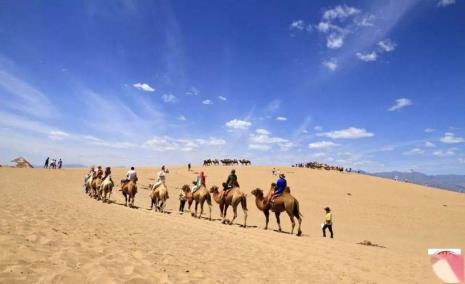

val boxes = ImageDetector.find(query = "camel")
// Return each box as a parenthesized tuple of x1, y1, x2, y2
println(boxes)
(100, 175, 114, 203)
(251, 185, 302, 236)
(150, 183, 169, 212)
(91, 176, 102, 199)
(121, 180, 137, 207)
(209, 186, 247, 227)
(182, 184, 212, 220)
(85, 175, 93, 196)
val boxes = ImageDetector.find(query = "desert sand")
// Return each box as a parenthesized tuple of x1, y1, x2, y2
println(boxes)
(1, 165, 464, 283)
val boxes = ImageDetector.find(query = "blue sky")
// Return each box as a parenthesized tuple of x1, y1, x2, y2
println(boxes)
(0, 0, 464, 174)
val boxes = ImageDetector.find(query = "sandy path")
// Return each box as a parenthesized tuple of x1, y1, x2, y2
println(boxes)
(1, 166, 464, 283)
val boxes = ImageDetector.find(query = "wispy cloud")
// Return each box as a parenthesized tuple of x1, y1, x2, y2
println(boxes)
(202, 99, 213, 105)
(218, 96, 227, 101)
(424, 128, 436, 133)
(308, 141, 339, 149)
(276, 116, 287, 121)
(323, 58, 338, 71)
(249, 129, 293, 151)
(433, 150, 456, 157)
(133, 82, 155, 92)
(225, 119, 251, 130)
(0, 69, 57, 118)
(185, 86, 200, 96)
(404, 148, 424, 155)
(378, 39, 397, 52)
(440, 132, 464, 144)
(424, 141, 436, 148)
(290, 20, 305, 31)
(143, 136, 225, 152)
(437, 0, 455, 7)
(48, 130, 70, 141)
(176, 115, 186, 121)
(356, 51, 378, 62)
(161, 93, 177, 103)
(388, 98, 412, 111)
(317, 127, 374, 139)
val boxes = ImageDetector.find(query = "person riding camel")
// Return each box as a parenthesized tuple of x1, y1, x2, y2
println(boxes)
(102, 166, 114, 185)
(192, 171, 206, 194)
(95, 166, 104, 179)
(266, 173, 287, 207)
(122, 166, 138, 186)
(221, 169, 238, 203)
(152, 166, 167, 191)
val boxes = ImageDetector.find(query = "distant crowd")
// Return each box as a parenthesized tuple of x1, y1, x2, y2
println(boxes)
(203, 159, 251, 166)
(43, 157, 62, 169)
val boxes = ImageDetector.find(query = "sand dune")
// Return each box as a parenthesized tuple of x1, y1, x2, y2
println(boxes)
(1, 166, 464, 283)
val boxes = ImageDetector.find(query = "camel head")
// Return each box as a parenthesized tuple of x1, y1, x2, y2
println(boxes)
(181, 184, 191, 193)
(251, 188, 264, 197)
(209, 186, 219, 194)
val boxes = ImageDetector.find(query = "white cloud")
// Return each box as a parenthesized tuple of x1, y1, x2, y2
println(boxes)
(308, 141, 339, 149)
(185, 87, 199, 96)
(255, 128, 270, 135)
(143, 136, 225, 152)
(326, 33, 345, 49)
(202, 99, 213, 105)
(218, 96, 227, 101)
(437, 0, 455, 7)
(322, 5, 360, 21)
(249, 130, 294, 151)
(161, 93, 177, 103)
(276, 116, 287, 121)
(354, 14, 375, 27)
(356, 51, 377, 62)
(424, 128, 436, 133)
(378, 39, 397, 52)
(314, 126, 323, 131)
(323, 59, 338, 71)
(48, 130, 70, 141)
(290, 20, 305, 31)
(248, 144, 271, 151)
(404, 148, 424, 155)
(312, 152, 326, 158)
(433, 150, 456, 157)
(317, 127, 374, 139)
(225, 119, 252, 130)
(316, 22, 331, 33)
(424, 141, 436, 148)
(133, 82, 155, 92)
(388, 98, 412, 111)
(440, 132, 465, 144)
(176, 115, 186, 121)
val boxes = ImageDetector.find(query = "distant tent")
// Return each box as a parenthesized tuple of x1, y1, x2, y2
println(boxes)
(11, 157, 34, 168)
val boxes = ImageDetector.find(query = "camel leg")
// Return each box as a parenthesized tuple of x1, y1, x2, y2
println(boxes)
(194, 201, 199, 218)
(230, 205, 238, 225)
(275, 212, 282, 232)
(264, 210, 270, 230)
(207, 198, 212, 221)
(199, 199, 205, 219)
(297, 216, 302, 236)
(223, 204, 229, 224)
(287, 211, 296, 235)
(124, 193, 128, 207)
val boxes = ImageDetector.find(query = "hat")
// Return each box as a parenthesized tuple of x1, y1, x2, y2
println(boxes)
(279, 173, 285, 178)
(324, 207, 331, 211)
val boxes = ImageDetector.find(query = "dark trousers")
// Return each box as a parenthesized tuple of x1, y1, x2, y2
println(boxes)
(322, 224, 333, 238)
(179, 200, 186, 212)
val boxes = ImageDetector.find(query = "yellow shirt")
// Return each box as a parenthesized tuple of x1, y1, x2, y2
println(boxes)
(325, 212, 333, 225)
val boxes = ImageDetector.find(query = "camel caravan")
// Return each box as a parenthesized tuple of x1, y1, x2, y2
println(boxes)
(203, 159, 251, 166)
(83, 165, 303, 237)
(293, 161, 345, 172)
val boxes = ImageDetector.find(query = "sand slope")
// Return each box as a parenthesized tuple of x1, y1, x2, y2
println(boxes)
(1, 166, 464, 283)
